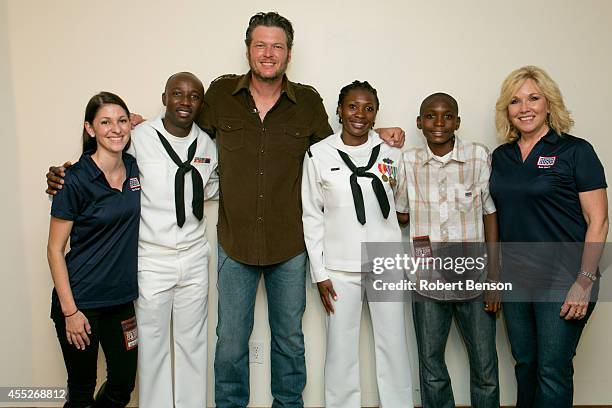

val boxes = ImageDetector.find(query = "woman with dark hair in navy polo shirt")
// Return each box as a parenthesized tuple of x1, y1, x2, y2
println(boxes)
(47, 92, 140, 408)
(490, 66, 608, 408)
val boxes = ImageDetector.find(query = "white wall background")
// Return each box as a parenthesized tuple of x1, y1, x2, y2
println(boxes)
(2, 0, 612, 406)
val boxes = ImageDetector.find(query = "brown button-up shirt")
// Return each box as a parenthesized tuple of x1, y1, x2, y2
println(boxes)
(197, 73, 333, 265)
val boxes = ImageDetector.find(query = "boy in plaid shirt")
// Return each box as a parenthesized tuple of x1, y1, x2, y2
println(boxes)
(396, 93, 500, 408)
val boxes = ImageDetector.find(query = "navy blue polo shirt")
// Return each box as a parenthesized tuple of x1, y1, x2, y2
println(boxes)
(51, 152, 140, 309)
(490, 130, 606, 243)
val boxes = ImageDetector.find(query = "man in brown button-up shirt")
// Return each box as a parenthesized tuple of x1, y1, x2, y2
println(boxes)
(198, 73, 332, 266)
(196, 12, 403, 408)
(195, 12, 333, 408)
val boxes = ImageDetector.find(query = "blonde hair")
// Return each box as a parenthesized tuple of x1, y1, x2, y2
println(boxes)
(495, 65, 574, 143)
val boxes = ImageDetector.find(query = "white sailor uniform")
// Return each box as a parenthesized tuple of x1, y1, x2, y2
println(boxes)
(128, 115, 218, 408)
(301, 130, 413, 408)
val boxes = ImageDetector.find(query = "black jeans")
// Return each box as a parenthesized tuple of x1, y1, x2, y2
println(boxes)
(52, 302, 137, 408)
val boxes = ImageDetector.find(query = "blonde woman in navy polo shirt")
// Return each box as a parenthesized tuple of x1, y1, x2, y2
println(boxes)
(47, 92, 140, 408)
(489, 66, 608, 408)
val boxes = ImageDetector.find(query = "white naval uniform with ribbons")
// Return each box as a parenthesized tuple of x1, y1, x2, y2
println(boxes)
(301, 130, 413, 408)
(127, 115, 218, 408)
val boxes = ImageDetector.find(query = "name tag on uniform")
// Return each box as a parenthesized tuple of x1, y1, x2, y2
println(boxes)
(193, 157, 211, 164)
(413, 235, 433, 258)
(537, 156, 557, 168)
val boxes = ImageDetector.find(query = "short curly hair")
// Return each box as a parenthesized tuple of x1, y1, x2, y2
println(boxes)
(337, 80, 380, 111)
(495, 65, 573, 143)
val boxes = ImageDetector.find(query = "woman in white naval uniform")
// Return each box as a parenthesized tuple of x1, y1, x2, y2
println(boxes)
(301, 81, 413, 408)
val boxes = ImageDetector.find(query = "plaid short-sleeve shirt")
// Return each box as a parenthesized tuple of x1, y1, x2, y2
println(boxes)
(395, 136, 496, 300)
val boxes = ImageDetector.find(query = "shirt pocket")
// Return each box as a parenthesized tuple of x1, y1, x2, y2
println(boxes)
(454, 184, 481, 213)
(284, 125, 310, 157)
(218, 118, 244, 151)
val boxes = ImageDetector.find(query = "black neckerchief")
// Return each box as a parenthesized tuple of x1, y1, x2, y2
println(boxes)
(337, 143, 390, 225)
(154, 128, 203, 227)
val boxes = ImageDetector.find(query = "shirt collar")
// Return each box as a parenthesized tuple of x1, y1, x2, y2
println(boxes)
(148, 114, 198, 143)
(514, 128, 561, 145)
(148, 115, 166, 135)
(422, 135, 466, 166)
(541, 128, 560, 144)
(232, 72, 297, 103)
(323, 130, 384, 153)
(81, 152, 135, 182)
(81, 153, 102, 182)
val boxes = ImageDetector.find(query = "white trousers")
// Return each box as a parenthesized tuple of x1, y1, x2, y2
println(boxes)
(325, 270, 413, 408)
(135, 242, 209, 408)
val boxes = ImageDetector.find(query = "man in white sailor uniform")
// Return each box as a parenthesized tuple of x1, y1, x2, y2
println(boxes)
(130, 72, 218, 408)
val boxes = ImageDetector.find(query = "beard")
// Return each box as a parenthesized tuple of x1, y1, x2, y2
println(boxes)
(252, 68, 283, 82)
(248, 53, 289, 83)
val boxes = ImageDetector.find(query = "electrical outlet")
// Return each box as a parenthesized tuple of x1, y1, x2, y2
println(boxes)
(249, 341, 264, 364)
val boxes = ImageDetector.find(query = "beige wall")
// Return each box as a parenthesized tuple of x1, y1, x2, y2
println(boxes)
(2, 0, 612, 406)
(0, 0, 33, 389)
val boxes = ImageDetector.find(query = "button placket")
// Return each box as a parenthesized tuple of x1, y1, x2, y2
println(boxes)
(254, 118, 267, 261)
(438, 166, 449, 242)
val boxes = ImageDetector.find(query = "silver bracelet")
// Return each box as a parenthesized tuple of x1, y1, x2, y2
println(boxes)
(578, 270, 597, 282)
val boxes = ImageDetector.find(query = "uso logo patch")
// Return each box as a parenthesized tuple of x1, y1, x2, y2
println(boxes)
(537, 156, 557, 168)
(120, 316, 138, 350)
(129, 177, 141, 191)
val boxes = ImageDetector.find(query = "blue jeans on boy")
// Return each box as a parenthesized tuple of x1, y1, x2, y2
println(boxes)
(412, 296, 499, 408)
(503, 301, 595, 408)
(214, 245, 307, 408)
